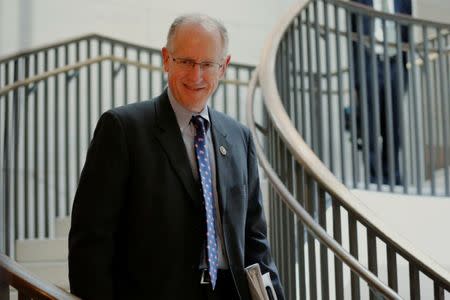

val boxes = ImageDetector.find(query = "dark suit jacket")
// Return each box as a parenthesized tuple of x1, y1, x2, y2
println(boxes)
(68, 90, 284, 299)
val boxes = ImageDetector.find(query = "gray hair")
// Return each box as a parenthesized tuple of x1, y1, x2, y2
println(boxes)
(166, 14, 229, 57)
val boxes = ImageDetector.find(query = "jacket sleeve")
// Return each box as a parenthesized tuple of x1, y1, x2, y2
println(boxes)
(68, 111, 129, 300)
(244, 129, 285, 300)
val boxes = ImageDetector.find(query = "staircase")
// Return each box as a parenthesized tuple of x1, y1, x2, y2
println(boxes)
(2, 1, 450, 299)
(14, 218, 71, 292)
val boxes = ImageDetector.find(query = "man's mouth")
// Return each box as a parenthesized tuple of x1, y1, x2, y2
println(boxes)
(184, 84, 205, 91)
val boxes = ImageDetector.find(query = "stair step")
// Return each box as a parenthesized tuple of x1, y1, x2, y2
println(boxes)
(16, 238, 68, 262)
(20, 261, 70, 291)
(55, 217, 71, 238)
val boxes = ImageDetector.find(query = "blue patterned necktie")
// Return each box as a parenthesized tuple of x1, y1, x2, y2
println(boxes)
(191, 115, 218, 289)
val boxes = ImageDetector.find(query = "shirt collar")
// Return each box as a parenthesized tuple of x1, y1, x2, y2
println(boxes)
(168, 88, 210, 130)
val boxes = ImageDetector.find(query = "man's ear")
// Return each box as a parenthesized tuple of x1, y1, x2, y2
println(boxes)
(162, 47, 170, 72)
(219, 55, 231, 79)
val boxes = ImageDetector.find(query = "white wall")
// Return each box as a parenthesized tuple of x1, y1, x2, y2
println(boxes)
(414, 0, 450, 24)
(1, 0, 448, 65)
(0, 0, 295, 65)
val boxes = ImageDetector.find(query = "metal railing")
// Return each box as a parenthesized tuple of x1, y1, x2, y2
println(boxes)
(247, 0, 450, 299)
(271, 0, 450, 195)
(0, 33, 254, 257)
(0, 252, 79, 299)
(248, 70, 402, 300)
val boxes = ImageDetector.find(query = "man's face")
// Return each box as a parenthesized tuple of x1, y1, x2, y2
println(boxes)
(162, 23, 231, 112)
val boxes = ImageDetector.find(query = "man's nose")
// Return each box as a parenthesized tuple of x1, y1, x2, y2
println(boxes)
(188, 63, 203, 79)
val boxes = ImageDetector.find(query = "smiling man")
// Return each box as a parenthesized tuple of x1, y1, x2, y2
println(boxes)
(68, 14, 284, 300)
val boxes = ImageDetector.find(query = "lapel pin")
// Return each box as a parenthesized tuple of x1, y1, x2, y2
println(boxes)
(219, 146, 227, 156)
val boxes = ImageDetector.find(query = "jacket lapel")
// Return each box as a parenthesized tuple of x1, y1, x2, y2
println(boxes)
(153, 91, 201, 210)
(209, 110, 233, 219)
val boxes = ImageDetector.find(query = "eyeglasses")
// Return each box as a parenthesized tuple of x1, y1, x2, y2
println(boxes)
(169, 54, 223, 74)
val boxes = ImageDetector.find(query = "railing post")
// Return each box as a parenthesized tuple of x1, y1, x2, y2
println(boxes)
(0, 138, 5, 254)
(0, 96, 5, 255)
(3, 63, 11, 256)
(0, 276, 9, 300)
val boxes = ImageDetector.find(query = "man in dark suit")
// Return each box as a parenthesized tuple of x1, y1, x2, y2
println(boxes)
(350, 0, 411, 185)
(68, 14, 284, 300)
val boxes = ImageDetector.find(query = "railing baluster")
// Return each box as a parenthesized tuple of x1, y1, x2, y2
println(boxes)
(407, 66, 415, 187)
(33, 53, 41, 238)
(87, 39, 92, 142)
(137, 49, 141, 101)
(287, 152, 296, 299)
(235, 68, 240, 121)
(54, 47, 60, 219)
(318, 187, 329, 299)
(369, 16, 382, 189)
(335, 5, 347, 185)
(324, 0, 334, 175)
(272, 127, 280, 271)
(13, 59, 19, 244)
(123, 46, 128, 105)
(395, 22, 408, 194)
(0, 64, 5, 255)
(277, 132, 283, 281)
(313, 0, 324, 161)
(447, 32, 450, 195)
(382, 19, 395, 190)
(386, 244, 398, 292)
(160, 53, 165, 92)
(284, 33, 291, 122)
(345, 9, 359, 188)
(290, 19, 299, 132)
(306, 5, 314, 148)
(111, 42, 116, 108)
(279, 136, 289, 294)
(4, 61, 11, 256)
(434, 281, 444, 300)
(295, 162, 307, 300)
(148, 50, 153, 99)
(223, 72, 228, 115)
(306, 174, 317, 300)
(408, 25, 423, 194)
(24, 56, 30, 237)
(367, 228, 378, 300)
(332, 200, 344, 300)
(437, 29, 450, 196)
(75, 42, 81, 183)
(356, 13, 370, 188)
(0, 278, 7, 300)
(349, 214, 360, 299)
(409, 263, 420, 300)
(298, 13, 307, 138)
(422, 26, 435, 195)
(44, 50, 50, 237)
(64, 45, 70, 216)
(97, 39, 103, 119)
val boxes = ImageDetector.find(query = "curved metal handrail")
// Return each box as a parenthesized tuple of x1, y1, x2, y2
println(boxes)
(257, 0, 450, 292)
(0, 253, 79, 300)
(0, 33, 255, 69)
(247, 68, 401, 299)
(0, 55, 249, 98)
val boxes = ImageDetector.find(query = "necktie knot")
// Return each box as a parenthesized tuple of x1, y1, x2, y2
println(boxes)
(191, 115, 209, 134)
